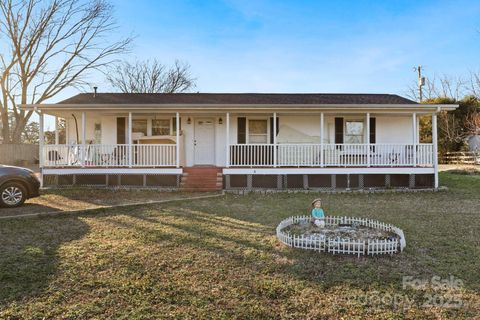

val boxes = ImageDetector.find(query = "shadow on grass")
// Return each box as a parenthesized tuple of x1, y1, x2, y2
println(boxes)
(0, 203, 63, 217)
(98, 205, 407, 292)
(1, 188, 478, 318)
(130, 182, 480, 293)
(0, 216, 90, 307)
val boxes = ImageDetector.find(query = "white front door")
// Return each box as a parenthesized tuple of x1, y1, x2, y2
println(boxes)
(194, 118, 215, 165)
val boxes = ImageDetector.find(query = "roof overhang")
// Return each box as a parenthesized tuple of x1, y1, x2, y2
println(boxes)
(20, 103, 459, 113)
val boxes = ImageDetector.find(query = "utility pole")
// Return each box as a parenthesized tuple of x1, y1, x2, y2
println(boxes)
(414, 65, 426, 102)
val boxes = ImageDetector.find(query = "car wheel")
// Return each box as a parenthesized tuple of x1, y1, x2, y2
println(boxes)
(0, 183, 27, 208)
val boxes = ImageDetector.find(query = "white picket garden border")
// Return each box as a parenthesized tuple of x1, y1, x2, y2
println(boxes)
(276, 215, 406, 257)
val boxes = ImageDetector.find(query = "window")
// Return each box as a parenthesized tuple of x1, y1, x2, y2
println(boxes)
(248, 119, 268, 143)
(152, 119, 170, 136)
(132, 120, 147, 136)
(93, 122, 101, 144)
(345, 121, 364, 143)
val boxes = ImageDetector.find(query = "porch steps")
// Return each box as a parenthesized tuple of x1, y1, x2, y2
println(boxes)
(180, 167, 223, 191)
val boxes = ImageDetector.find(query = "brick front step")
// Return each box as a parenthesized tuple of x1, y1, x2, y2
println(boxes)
(181, 167, 223, 191)
(182, 188, 222, 192)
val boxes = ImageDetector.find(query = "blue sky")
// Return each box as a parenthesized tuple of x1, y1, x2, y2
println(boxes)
(42, 0, 480, 127)
(110, 0, 480, 94)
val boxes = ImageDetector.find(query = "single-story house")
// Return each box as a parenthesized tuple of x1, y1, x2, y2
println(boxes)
(21, 93, 458, 191)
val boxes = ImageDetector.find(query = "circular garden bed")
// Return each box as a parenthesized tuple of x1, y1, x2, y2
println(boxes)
(276, 216, 406, 257)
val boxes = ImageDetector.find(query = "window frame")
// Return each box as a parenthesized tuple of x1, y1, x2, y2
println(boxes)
(132, 119, 148, 136)
(151, 118, 171, 136)
(344, 119, 365, 144)
(246, 117, 270, 144)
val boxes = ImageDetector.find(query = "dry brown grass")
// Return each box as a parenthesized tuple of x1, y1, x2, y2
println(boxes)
(0, 172, 479, 319)
(0, 189, 218, 217)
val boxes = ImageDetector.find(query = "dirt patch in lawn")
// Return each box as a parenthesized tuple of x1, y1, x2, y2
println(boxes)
(0, 188, 220, 218)
(283, 221, 398, 241)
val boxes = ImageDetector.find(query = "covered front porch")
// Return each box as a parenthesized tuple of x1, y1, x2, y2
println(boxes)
(224, 111, 437, 169)
(39, 110, 438, 170)
(39, 111, 183, 169)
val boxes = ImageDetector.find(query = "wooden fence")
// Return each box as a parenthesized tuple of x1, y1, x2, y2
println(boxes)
(0, 144, 39, 165)
(276, 215, 406, 257)
(440, 151, 480, 165)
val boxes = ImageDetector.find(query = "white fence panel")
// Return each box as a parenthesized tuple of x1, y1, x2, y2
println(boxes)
(276, 215, 406, 257)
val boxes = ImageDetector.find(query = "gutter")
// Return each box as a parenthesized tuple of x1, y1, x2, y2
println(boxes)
(19, 103, 459, 112)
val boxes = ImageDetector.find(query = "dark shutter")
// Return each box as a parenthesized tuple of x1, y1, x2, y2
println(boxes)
(369, 117, 376, 143)
(269, 117, 279, 144)
(117, 117, 126, 144)
(237, 117, 246, 144)
(172, 117, 181, 134)
(334, 117, 344, 144)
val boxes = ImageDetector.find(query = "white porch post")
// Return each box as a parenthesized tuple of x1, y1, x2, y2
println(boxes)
(39, 112, 44, 187)
(320, 113, 324, 167)
(128, 112, 132, 168)
(226, 112, 230, 168)
(412, 112, 417, 167)
(432, 111, 439, 188)
(81, 111, 86, 167)
(176, 112, 180, 168)
(366, 112, 370, 167)
(54, 116, 59, 145)
(273, 112, 277, 167)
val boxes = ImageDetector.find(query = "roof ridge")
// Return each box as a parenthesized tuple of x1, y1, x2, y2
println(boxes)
(72, 92, 408, 96)
(56, 92, 418, 105)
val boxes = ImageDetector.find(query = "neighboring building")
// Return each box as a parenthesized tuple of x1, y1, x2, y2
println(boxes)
(21, 93, 458, 190)
(467, 135, 480, 152)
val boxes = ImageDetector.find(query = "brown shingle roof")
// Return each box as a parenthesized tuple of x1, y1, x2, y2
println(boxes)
(57, 93, 418, 105)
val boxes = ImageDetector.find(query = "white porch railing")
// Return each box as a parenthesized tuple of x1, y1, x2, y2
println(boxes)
(229, 143, 433, 167)
(229, 144, 275, 167)
(42, 144, 177, 167)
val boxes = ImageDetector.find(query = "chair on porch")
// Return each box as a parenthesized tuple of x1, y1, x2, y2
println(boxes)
(112, 146, 127, 166)
(47, 150, 63, 166)
(97, 146, 127, 166)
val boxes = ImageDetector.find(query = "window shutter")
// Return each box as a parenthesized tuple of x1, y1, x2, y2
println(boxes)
(369, 117, 376, 143)
(237, 117, 246, 144)
(334, 117, 344, 144)
(117, 117, 126, 144)
(172, 117, 181, 135)
(269, 117, 279, 144)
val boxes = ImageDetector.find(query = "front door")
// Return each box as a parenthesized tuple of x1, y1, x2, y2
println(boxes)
(194, 118, 215, 165)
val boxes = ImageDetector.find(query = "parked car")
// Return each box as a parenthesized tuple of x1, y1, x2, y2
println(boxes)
(0, 165, 40, 208)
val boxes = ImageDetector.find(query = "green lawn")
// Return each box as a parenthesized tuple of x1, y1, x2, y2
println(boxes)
(0, 172, 479, 319)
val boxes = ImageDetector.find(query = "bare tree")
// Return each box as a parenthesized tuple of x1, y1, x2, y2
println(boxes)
(106, 59, 196, 93)
(0, 0, 132, 143)
(438, 111, 464, 144)
(406, 74, 467, 102)
(467, 71, 480, 99)
(465, 108, 480, 136)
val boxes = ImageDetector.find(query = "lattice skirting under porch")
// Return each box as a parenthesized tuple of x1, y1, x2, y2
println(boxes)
(43, 174, 181, 188)
(224, 173, 435, 190)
